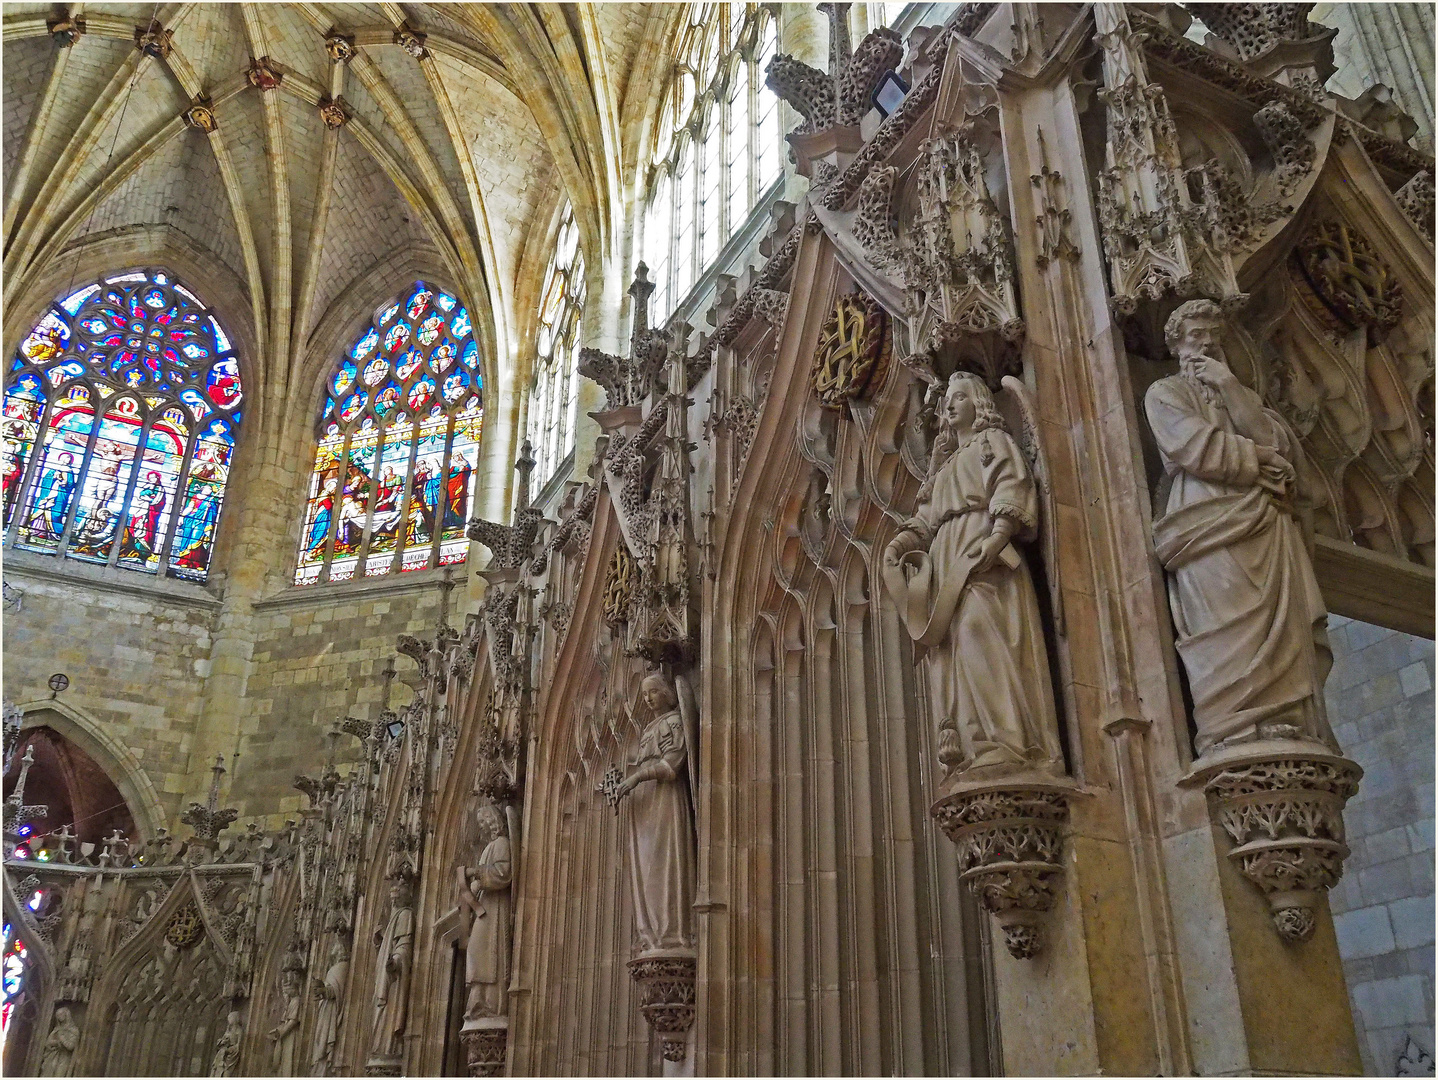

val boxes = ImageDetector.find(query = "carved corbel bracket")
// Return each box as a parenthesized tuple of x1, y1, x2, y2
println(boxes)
(459, 1017, 508, 1077)
(1188, 740, 1362, 942)
(930, 778, 1075, 959)
(627, 951, 697, 1062)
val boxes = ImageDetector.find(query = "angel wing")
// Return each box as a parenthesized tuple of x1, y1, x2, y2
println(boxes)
(675, 672, 700, 830)
(999, 375, 1064, 636)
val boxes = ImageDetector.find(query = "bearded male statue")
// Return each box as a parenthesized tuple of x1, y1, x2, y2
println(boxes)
(1145, 299, 1334, 756)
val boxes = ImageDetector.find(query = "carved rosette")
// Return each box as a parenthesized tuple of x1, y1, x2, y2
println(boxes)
(628, 953, 697, 1062)
(460, 1018, 508, 1077)
(1201, 747, 1362, 942)
(811, 291, 892, 410)
(930, 783, 1071, 959)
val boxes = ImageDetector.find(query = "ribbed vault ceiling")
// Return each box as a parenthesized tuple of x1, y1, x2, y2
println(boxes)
(2, 3, 676, 445)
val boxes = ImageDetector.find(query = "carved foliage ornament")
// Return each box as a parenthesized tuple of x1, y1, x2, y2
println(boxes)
(1204, 754, 1362, 941)
(1294, 219, 1403, 345)
(812, 291, 892, 410)
(627, 955, 697, 1062)
(930, 785, 1071, 959)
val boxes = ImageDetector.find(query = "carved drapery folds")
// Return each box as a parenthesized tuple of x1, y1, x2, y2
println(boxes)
(1196, 748, 1362, 941)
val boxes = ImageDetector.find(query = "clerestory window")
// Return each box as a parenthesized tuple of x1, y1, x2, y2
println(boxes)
(526, 202, 587, 500)
(294, 282, 483, 585)
(2, 269, 242, 582)
(643, 2, 783, 325)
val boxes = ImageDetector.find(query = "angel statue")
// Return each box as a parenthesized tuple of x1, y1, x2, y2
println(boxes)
(610, 671, 697, 954)
(882, 371, 1064, 777)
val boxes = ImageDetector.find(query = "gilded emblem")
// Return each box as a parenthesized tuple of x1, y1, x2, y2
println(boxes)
(811, 292, 892, 409)
(1294, 219, 1403, 345)
(602, 545, 636, 626)
(164, 902, 205, 949)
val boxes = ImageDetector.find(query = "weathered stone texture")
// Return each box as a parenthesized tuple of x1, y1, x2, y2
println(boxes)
(1327, 615, 1436, 1076)
(1, 574, 216, 823)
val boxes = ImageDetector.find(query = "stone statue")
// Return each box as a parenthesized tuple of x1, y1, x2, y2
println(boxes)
(208, 1010, 243, 1077)
(612, 671, 697, 953)
(370, 878, 415, 1062)
(269, 967, 303, 1074)
(310, 937, 349, 1074)
(456, 802, 513, 1022)
(39, 1006, 79, 1077)
(1144, 299, 1332, 755)
(882, 371, 1064, 776)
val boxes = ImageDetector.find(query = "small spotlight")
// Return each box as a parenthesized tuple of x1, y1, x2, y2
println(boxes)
(870, 70, 909, 119)
(386, 718, 405, 741)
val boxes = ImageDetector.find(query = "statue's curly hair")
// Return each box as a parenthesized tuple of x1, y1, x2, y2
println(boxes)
(1163, 299, 1225, 354)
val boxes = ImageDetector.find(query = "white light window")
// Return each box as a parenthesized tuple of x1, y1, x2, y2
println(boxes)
(527, 203, 587, 500)
(643, 3, 783, 325)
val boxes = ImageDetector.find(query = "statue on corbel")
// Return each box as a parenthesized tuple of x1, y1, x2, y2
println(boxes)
(365, 874, 416, 1076)
(603, 670, 699, 1064)
(456, 799, 516, 1078)
(1148, 299, 1362, 942)
(882, 363, 1075, 959)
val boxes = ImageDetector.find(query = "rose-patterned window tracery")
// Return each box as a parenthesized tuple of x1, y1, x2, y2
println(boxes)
(295, 281, 483, 585)
(2, 269, 243, 582)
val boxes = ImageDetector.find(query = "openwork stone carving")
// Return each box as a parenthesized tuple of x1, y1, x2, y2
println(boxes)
(1186, 4, 1321, 61)
(1294, 219, 1404, 345)
(627, 954, 697, 1062)
(165, 902, 206, 948)
(1253, 100, 1315, 195)
(1395, 169, 1436, 247)
(764, 3, 902, 136)
(812, 291, 892, 409)
(931, 784, 1072, 959)
(579, 266, 668, 409)
(460, 1020, 508, 1077)
(1200, 749, 1362, 941)
(1094, 6, 1243, 311)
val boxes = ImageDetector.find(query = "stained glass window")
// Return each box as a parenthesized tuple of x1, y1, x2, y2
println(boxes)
(2, 269, 243, 581)
(527, 203, 587, 500)
(0, 922, 27, 1057)
(295, 281, 482, 585)
(644, 3, 783, 324)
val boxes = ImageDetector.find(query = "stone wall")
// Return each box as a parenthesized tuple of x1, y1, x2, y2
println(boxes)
(2, 554, 217, 826)
(1326, 615, 1437, 1076)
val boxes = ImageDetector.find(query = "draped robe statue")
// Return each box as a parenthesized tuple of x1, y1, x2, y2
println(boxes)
(882, 372, 1064, 776)
(269, 968, 302, 1074)
(310, 939, 349, 1075)
(370, 879, 415, 1061)
(614, 672, 697, 954)
(39, 1007, 79, 1077)
(1144, 300, 1332, 755)
(208, 1010, 243, 1077)
(457, 803, 513, 1022)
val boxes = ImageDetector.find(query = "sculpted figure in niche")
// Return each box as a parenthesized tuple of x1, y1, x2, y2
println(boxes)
(39, 1006, 80, 1076)
(310, 938, 349, 1074)
(612, 672, 697, 953)
(456, 802, 513, 1023)
(208, 1009, 243, 1077)
(883, 372, 1064, 776)
(1145, 299, 1332, 754)
(269, 965, 303, 1074)
(370, 877, 415, 1061)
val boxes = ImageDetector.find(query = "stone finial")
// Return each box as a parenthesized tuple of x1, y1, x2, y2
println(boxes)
(514, 440, 536, 511)
(180, 754, 239, 843)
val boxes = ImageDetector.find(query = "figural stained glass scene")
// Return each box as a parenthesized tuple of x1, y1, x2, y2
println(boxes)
(294, 282, 483, 585)
(2, 270, 241, 582)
